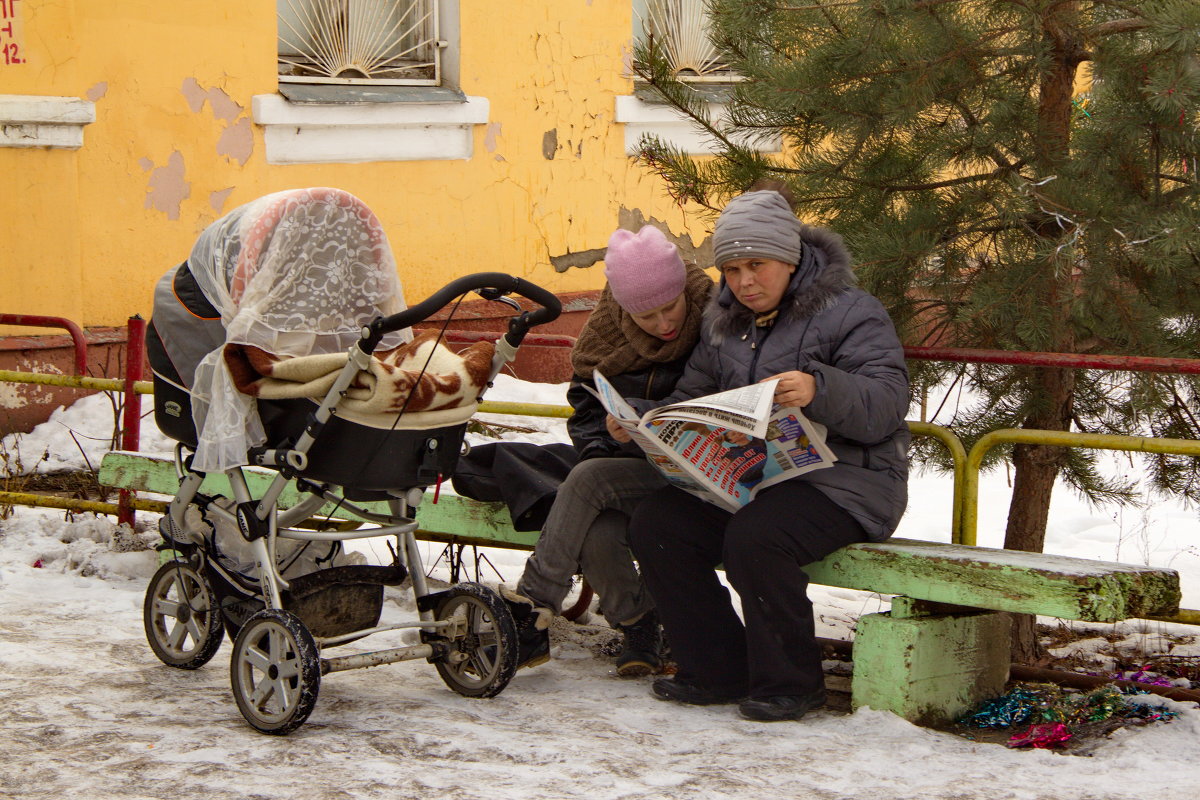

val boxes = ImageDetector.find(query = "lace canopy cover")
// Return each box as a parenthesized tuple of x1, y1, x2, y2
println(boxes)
(188, 188, 411, 472)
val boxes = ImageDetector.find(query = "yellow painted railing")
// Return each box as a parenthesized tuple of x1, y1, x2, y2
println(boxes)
(907, 421, 966, 544)
(961, 428, 1200, 626)
(0, 368, 153, 394)
(962, 428, 1200, 547)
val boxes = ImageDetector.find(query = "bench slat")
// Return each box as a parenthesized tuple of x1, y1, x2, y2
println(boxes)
(804, 538, 1180, 623)
(97, 451, 540, 548)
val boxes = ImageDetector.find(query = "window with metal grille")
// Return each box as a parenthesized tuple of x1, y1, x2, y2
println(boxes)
(633, 0, 735, 82)
(278, 0, 441, 85)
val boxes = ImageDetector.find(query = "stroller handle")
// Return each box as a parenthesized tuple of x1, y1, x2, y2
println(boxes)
(360, 272, 562, 354)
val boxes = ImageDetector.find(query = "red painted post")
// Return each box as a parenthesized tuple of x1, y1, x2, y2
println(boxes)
(904, 346, 1200, 375)
(117, 315, 146, 528)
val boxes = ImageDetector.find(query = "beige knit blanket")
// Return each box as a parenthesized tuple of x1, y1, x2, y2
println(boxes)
(224, 330, 495, 429)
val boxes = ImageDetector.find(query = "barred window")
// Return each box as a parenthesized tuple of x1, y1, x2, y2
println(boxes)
(633, 0, 734, 81)
(278, 0, 441, 85)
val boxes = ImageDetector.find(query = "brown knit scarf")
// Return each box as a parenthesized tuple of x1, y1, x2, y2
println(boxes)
(571, 262, 715, 377)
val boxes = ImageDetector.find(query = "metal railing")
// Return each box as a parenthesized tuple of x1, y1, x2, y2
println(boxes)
(0, 314, 90, 375)
(2, 341, 1198, 625)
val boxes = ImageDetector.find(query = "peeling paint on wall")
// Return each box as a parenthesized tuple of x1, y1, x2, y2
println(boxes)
(205, 90, 243, 123)
(138, 157, 153, 172)
(182, 77, 253, 165)
(0, 382, 31, 409)
(550, 247, 607, 273)
(209, 187, 235, 214)
(85, 82, 108, 102)
(181, 77, 208, 113)
(484, 122, 502, 153)
(619, 207, 714, 268)
(217, 117, 253, 165)
(542, 129, 558, 160)
(144, 151, 190, 221)
(552, 210, 712, 274)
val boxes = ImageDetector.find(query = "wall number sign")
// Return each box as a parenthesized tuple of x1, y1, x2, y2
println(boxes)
(2, 0, 23, 66)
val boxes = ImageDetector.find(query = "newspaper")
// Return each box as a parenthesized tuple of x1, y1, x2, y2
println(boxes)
(590, 370, 837, 512)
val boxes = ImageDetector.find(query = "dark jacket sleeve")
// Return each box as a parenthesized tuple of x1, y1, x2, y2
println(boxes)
(566, 375, 644, 460)
(802, 294, 909, 444)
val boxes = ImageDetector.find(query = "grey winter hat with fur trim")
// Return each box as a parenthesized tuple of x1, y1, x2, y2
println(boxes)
(711, 190, 804, 267)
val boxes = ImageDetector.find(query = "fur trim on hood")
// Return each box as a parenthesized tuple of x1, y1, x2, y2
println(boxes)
(704, 224, 856, 345)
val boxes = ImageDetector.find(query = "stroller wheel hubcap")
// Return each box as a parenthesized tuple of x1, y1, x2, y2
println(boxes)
(143, 560, 225, 670)
(231, 609, 321, 735)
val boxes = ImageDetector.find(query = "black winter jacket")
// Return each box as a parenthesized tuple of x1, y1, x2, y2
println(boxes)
(632, 225, 910, 541)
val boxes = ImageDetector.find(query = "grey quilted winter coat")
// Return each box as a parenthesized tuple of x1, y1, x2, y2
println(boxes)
(632, 224, 909, 541)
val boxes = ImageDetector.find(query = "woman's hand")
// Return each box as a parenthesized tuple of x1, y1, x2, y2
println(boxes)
(765, 371, 816, 407)
(606, 414, 633, 443)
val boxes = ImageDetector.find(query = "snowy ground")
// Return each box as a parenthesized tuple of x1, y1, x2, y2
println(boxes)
(2, 380, 1200, 800)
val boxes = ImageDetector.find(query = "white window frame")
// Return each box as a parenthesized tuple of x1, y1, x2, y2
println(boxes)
(0, 95, 95, 149)
(614, 95, 780, 156)
(277, 0, 444, 86)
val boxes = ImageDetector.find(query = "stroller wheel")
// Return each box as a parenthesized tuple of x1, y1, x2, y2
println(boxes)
(143, 560, 225, 669)
(230, 609, 321, 735)
(432, 583, 519, 698)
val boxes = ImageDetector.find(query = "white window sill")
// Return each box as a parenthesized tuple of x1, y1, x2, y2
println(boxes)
(614, 95, 781, 156)
(252, 94, 490, 164)
(0, 95, 96, 149)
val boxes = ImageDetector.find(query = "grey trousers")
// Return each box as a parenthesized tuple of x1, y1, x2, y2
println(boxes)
(516, 457, 666, 627)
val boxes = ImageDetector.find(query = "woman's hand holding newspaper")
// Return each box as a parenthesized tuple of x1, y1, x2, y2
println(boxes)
(764, 371, 816, 408)
(606, 414, 632, 443)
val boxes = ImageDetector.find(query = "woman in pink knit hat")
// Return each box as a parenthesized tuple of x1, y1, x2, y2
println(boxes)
(459, 225, 713, 676)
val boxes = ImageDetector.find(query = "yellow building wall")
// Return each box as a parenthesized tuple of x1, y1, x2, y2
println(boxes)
(0, 1, 712, 328)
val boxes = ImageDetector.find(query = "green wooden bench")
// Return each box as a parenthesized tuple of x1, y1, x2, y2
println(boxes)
(99, 450, 1181, 726)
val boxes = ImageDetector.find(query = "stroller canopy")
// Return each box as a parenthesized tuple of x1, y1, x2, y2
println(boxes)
(183, 188, 411, 472)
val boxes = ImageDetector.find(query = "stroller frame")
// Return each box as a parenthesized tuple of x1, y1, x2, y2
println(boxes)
(143, 273, 561, 734)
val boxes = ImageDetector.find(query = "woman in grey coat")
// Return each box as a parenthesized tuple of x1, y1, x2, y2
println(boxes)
(616, 185, 910, 721)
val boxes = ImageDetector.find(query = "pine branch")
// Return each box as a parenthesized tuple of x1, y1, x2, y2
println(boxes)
(839, 163, 1025, 194)
(949, 101, 1022, 171)
(777, 2, 858, 10)
(631, 39, 744, 158)
(1086, 18, 1150, 39)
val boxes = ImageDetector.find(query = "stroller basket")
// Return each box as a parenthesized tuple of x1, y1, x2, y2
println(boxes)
(282, 564, 408, 639)
(205, 560, 408, 641)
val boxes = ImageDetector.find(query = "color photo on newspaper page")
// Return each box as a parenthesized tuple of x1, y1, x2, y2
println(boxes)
(590, 371, 836, 512)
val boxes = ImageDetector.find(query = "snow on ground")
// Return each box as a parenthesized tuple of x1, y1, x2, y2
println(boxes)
(2, 377, 1200, 799)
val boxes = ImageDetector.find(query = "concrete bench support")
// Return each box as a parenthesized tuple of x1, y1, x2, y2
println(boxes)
(852, 598, 1012, 725)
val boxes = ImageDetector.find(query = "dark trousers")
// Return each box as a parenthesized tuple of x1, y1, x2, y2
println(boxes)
(629, 481, 867, 698)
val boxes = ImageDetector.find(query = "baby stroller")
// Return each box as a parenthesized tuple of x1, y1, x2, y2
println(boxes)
(141, 188, 560, 734)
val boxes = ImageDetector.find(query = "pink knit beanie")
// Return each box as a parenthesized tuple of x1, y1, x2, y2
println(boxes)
(603, 226, 687, 314)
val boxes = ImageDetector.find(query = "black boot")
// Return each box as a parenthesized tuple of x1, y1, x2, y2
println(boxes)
(615, 610, 663, 677)
(738, 689, 827, 721)
(500, 586, 552, 669)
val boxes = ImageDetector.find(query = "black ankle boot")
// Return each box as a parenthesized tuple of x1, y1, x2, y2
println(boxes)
(615, 610, 663, 677)
(500, 586, 551, 669)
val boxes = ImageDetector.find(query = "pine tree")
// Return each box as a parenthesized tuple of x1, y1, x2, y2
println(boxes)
(635, 1, 1200, 660)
